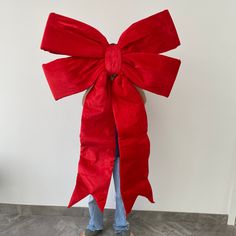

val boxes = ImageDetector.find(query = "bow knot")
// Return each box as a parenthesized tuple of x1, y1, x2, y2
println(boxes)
(105, 43, 121, 79)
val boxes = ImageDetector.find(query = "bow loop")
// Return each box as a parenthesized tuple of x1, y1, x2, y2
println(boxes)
(42, 57, 104, 100)
(122, 53, 181, 97)
(40, 12, 109, 58)
(118, 10, 180, 54)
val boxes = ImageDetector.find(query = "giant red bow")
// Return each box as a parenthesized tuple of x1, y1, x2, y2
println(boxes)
(40, 9, 181, 216)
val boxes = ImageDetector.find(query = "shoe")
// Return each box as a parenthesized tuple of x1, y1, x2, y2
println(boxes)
(114, 229, 135, 236)
(79, 228, 103, 236)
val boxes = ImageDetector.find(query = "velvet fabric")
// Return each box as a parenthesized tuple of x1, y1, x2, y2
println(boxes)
(40, 9, 181, 216)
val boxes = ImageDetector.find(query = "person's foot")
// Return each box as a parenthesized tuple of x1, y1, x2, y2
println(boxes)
(79, 228, 103, 236)
(114, 229, 135, 236)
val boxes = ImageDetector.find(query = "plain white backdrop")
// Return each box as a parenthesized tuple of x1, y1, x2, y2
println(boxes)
(0, 0, 236, 225)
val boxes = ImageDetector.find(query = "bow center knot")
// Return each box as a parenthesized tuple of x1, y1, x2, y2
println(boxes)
(105, 43, 121, 79)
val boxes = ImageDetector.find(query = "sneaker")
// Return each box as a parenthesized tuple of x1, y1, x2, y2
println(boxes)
(79, 228, 103, 236)
(114, 229, 135, 236)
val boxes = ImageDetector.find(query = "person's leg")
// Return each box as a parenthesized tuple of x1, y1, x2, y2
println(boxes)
(86, 194, 104, 231)
(112, 155, 130, 233)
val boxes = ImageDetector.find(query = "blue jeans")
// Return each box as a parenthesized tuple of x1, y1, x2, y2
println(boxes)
(86, 135, 130, 233)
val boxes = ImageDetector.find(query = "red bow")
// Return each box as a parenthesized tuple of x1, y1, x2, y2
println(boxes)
(40, 9, 181, 216)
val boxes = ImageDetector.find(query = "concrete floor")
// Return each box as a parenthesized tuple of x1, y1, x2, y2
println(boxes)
(0, 204, 236, 236)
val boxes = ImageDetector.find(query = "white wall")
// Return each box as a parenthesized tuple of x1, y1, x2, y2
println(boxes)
(0, 0, 236, 225)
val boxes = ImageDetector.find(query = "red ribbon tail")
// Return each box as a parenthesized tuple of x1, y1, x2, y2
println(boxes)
(67, 73, 116, 213)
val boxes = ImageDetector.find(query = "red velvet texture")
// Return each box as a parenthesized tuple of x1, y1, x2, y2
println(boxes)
(40, 9, 181, 217)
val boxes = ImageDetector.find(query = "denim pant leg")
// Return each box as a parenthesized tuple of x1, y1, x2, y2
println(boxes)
(113, 155, 130, 233)
(86, 194, 104, 231)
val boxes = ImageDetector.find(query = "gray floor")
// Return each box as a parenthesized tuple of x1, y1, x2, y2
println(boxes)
(0, 204, 236, 236)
